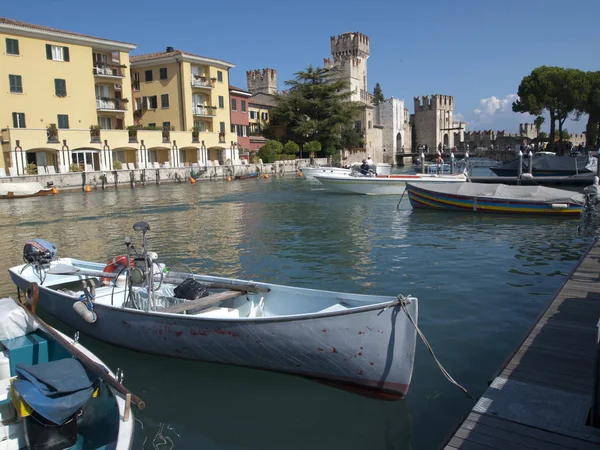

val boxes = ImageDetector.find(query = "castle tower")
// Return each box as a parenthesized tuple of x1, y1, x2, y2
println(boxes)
(324, 32, 370, 103)
(246, 68, 277, 95)
(412, 94, 461, 151)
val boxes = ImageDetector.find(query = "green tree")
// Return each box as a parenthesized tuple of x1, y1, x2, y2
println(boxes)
(257, 140, 282, 163)
(264, 65, 362, 157)
(533, 116, 545, 135)
(373, 82, 384, 105)
(304, 140, 322, 157)
(283, 140, 300, 155)
(513, 66, 589, 154)
(581, 71, 600, 149)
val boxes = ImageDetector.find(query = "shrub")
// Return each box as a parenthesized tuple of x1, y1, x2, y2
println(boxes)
(113, 160, 123, 170)
(26, 163, 37, 175)
(69, 163, 83, 173)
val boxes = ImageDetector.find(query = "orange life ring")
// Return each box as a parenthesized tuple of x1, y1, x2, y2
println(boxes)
(101, 255, 131, 286)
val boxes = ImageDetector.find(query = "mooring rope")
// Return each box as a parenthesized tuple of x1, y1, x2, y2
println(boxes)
(397, 295, 472, 399)
(396, 187, 407, 210)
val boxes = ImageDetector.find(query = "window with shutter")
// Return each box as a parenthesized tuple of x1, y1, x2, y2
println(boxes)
(63, 47, 69, 62)
(161, 94, 169, 108)
(217, 71, 223, 82)
(241, 100, 246, 112)
(142, 96, 148, 109)
(145, 70, 153, 82)
(54, 79, 67, 97)
(159, 68, 167, 80)
(57, 114, 69, 129)
(6, 38, 19, 55)
(219, 96, 224, 108)
(9, 75, 22, 93)
(12, 112, 26, 128)
(220, 122, 225, 133)
(231, 99, 237, 111)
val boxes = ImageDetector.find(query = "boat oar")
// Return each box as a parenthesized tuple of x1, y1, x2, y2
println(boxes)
(46, 264, 270, 293)
(16, 283, 146, 410)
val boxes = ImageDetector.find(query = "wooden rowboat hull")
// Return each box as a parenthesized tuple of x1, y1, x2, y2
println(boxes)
(406, 182, 583, 215)
(9, 259, 418, 399)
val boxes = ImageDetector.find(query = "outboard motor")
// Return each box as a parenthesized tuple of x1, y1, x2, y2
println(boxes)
(23, 239, 57, 265)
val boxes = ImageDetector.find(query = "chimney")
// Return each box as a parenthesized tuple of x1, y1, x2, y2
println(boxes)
(166, 46, 174, 53)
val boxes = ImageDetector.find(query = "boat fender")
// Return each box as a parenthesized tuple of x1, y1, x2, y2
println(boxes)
(101, 255, 132, 286)
(551, 203, 568, 209)
(73, 300, 97, 323)
(520, 173, 534, 180)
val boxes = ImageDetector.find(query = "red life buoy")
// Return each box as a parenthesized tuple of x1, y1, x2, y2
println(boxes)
(101, 255, 131, 286)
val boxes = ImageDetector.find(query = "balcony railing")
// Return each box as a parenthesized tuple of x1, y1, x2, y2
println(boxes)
(192, 106, 216, 117)
(96, 98, 129, 111)
(219, 132, 226, 143)
(191, 77, 214, 89)
(93, 64, 125, 78)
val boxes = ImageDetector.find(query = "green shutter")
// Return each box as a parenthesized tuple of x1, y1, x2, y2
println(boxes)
(63, 47, 69, 62)
(46, 44, 52, 59)
(12, 112, 17, 127)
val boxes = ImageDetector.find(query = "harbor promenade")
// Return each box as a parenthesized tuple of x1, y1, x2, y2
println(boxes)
(442, 239, 600, 449)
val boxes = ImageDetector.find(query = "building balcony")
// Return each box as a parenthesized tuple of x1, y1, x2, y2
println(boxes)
(96, 98, 129, 112)
(192, 106, 216, 117)
(219, 132, 226, 143)
(191, 77, 214, 89)
(93, 64, 126, 78)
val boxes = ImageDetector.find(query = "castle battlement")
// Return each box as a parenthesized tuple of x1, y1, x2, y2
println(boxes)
(246, 68, 277, 95)
(330, 32, 369, 58)
(413, 94, 454, 112)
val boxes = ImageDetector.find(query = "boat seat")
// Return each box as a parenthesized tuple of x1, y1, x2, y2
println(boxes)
(318, 303, 348, 314)
(160, 290, 244, 314)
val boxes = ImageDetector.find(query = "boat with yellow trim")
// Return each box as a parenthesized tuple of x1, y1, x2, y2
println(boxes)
(405, 182, 585, 215)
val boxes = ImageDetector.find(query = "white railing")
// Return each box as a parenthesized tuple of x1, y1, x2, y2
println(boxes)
(192, 106, 215, 116)
(191, 78, 213, 88)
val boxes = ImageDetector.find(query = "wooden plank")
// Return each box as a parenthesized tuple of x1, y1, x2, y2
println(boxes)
(160, 291, 243, 314)
(455, 425, 570, 450)
(446, 436, 498, 450)
(464, 413, 600, 450)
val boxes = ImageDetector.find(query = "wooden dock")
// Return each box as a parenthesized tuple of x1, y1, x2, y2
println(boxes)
(442, 240, 600, 449)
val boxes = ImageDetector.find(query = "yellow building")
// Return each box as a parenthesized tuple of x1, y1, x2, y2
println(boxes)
(0, 17, 137, 175)
(130, 48, 238, 165)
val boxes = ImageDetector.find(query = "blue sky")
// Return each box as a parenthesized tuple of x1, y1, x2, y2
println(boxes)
(5, 0, 599, 134)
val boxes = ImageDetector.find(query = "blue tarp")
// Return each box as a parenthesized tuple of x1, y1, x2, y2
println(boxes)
(14, 358, 97, 425)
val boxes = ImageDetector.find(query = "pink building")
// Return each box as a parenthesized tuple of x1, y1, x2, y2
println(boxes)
(229, 85, 251, 160)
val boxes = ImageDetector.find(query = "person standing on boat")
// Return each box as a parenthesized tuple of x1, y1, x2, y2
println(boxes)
(367, 155, 373, 166)
(360, 159, 371, 175)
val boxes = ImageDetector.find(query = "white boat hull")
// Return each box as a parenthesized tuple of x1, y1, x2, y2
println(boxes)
(300, 166, 351, 179)
(9, 259, 418, 399)
(314, 173, 467, 195)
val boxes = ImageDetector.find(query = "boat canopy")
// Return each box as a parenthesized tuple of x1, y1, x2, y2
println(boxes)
(0, 182, 47, 197)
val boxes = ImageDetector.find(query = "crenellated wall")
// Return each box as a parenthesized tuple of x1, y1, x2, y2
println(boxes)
(246, 68, 277, 95)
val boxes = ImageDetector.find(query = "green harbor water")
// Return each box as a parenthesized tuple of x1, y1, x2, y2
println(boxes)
(0, 174, 592, 449)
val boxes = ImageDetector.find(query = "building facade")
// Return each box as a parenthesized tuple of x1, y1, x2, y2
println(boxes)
(245, 69, 278, 153)
(411, 95, 465, 152)
(229, 85, 251, 159)
(374, 98, 412, 164)
(130, 48, 238, 166)
(0, 17, 136, 174)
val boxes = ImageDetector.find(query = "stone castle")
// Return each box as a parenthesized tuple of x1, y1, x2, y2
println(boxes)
(245, 32, 586, 164)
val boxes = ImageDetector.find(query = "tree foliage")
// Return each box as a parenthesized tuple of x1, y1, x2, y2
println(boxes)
(257, 140, 282, 163)
(373, 82, 384, 105)
(283, 140, 300, 155)
(264, 65, 363, 156)
(513, 66, 590, 153)
(304, 140, 322, 156)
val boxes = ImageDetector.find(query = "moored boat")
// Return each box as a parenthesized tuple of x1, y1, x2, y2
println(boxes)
(405, 181, 585, 215)
(299, 166, 352, 179)
(490, 154, 596, 177)
(0, 295, 138, 450)
(0, 182, 54, 199)
(234, 172, 259, 180)
(8, 223, 419, 399)
(314, 172, 467, 195)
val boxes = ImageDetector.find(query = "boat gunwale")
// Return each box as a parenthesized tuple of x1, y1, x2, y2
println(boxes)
(9, 267, 412, 324)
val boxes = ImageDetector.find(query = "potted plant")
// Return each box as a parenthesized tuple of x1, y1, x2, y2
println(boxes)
(113, 160, 123, 170)
(47, 123, 58, 142)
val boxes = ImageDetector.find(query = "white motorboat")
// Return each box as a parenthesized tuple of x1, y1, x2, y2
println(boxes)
(313, 172, 467, 195)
